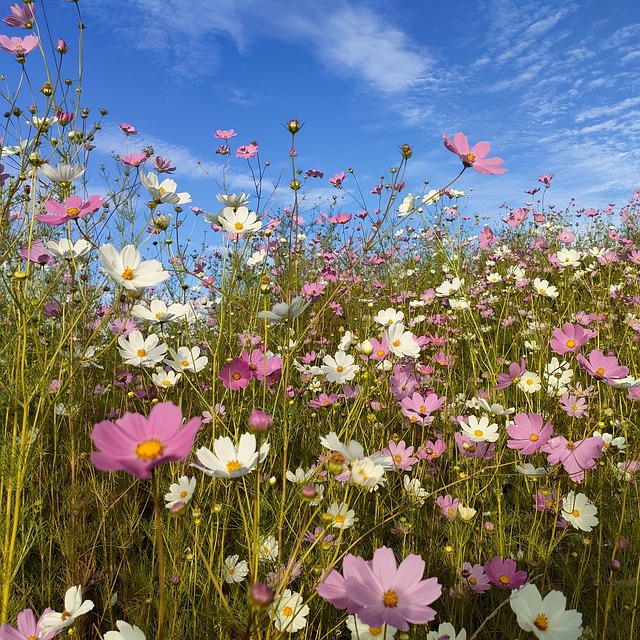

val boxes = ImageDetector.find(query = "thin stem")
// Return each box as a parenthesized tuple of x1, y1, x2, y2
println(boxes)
(151, 472, 166, 640)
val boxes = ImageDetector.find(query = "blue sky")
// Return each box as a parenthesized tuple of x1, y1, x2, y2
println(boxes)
(12, 0, 640, 222)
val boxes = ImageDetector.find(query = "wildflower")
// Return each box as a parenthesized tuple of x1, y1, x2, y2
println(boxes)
(442, 132, 506, 175)
(436, 495, 459, 519)
(46, 238, 92, 260)
(218, 358, 252, 390)
(257, 297, 309, 324)
(131, 299, 193, 324)
(484, 557, 527, 590)
(385, 323, 420, 358)
(435, 276, 464, 297)
(374, 308, 404, 326)
(0, 607, 58, 640)
(321, 351, 359, 384)
(104, 620, 146, 640)
(39, 162, 85, 183)
(269, 589, 309, 632)
(533, 278, 559, 299)
(561, 491, 598, 532)
(258, 535, 279, 562)
(152, 367, 181, 389)
(36, 194, 105, 226)
(350, 457, 386, 491)
(224, 555, 249, 584)
(38, 586, 95, 636)
(541, 435, 604, 482)
(457, 504, 477, 521)
(459, 562, 491, 595)
(426, 622, 466, 640)
(194, 432, 269, 479)
(0, 34, 38, 59)
(118, 330, 167, 368)
(347, 615, 398, 639)
(403, 476, 428, 504)
(164, 476, 196, 509)
(555, 247, 581, 268)
(165, 345, 208, 373)
(140, 171, 191, 204)
(326, 501, 356, 529)
(236, 143, 258, 159)
(3, 3, 36, 29)
(559, 394, 588, 418)
(494, 358, 527, 390)
(507, 412, 552, 454)
(119, 123, 138, 135)
(518, 371, 542, 394)
(460, 415, 499, 443)
(510, 583, 583, 640)
(217, 205, 262, 235)
(576, 349, 629, 382)
(91, 402, 201, 480)
(617, 460, 639, 481)
(99, 244, 169, 291)
(329, 171, 346, 188)
(151, 155, 176, 173)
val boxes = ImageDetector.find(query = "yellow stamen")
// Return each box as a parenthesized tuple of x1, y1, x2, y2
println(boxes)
(534, 614, 549, 631)
(122, 267, 135, 280)
(65, 206, 81, 217)
(135, 439, 164, 460)
(383, 589, 398, 607)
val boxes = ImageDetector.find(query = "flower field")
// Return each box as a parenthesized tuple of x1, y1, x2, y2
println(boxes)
(0, 3, 639, 639)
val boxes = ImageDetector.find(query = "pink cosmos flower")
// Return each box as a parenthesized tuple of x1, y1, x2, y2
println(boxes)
(329, 171, 346, 188)
(0, 34, 38, 59)
(90, 402, 201, 480)
(3, 3, 36, 28)
(0, 607, 59, 640)
(318, 547, 441, 631)
(436, 495, 459, 519)
(557, 229, 575, 244)
(218, 358, 252, 390)
(459, 562, 491, 595)
(118, 122, 138, 135)
(559, 394, 589, 418)
(454, 432, 495, 459)
(151, 156, 176, 173)
(484, 557, 527, 590)
(550, 323, 597, 356)
(121, 152, 148, 167)
(507, 412, 553, 455)
(575, 349, 629, 381)
(19, 240, 52, 264)
(416, 439, 446, 461)
(493, 358, 526, 390)
(308, 393, 340, 409)
(328, 212, 352, 224)
(236, 143, 258, 159)
(305, 169, 324, 178)
(503, 208, 528, 227)
(540, 435, 604, 482)
(478, 225, 495, 248)
(442, 132, 506, 175)
(215, 129, 237, 139)
(36, 194, 105, 226)
(538, 173, 553, 187)
(400, 392, 446, 426)
(383, 440, 418, 471)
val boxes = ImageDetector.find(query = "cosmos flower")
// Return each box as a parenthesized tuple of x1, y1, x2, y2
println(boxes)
(140, 171, 191, 204)
(0, 34, 38, 59)
(90, 402, 201, 480)
(39, 162, 85, 183)
(269, 590, 309, 633)
(164, 476, 196, 510)
(507, 412, 552, 455)
(104, 620, 147, 640)
(217, 205, 262, 235)
(99, 244, 169, 291)
(38, 586, 94, 637)
(193, 432, 269, 479)
(38, 193, 104, 226)
(442, 132, 506, 175)
(561, 491, 598, 532)
(484, 557, 527, 590)
(0, 607, 59, 640)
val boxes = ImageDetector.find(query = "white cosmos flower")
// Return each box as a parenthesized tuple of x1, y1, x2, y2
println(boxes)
(350, 457, 386, 491)
(476, 398, 515, 416)
(224, 554, 250, 584)
(165, 345, 208, 373)
(348, 615, 398, 639)
(140, 171, 191, 204)
(218, 205, 262, 235)
(118, 330, 168, 368)
(216, 192, 250, 209)
(460, 415, 499, 443)
(247, 249, 267, 267)
(104, 620, 147, 640)
(164, 476, 196, 509)
(326, 501, 356, 529)
(518, 371, 542, 393)
(403, 475, 429, 505)
(533, 278, 559, 299)
(321, 350, 359, 384)
(151, 367, 182, 388)
(99, 244, 169, 291)
(385, 323, 420, 358)
(39, 585, 95, 636)
(193, 433, 269, 478)
(427, 622, 466, 640)
(555, 247, 581, 268)
(510, 583, 583, 640)
(435, 277, 464, 297)
(561, 491, 598, 532)
(131, 299, 194, 323)
(258, 534, 279, 562)
(39, 162, 85, 183)
(373, 307, 404, 326)
(449, 297, 470, 311)
(46, 238, 92, 259)
(257, 296, 309, 324)
(269, 590, 309, 633)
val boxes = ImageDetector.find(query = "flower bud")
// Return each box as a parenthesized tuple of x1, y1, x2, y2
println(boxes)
(57, 39, 68, 54)
(400, 144, 413, 159)
(301, 485, 317, 501)
(286, 119, 302, 134)
(248, 409, 273, 433)
(249, 582, 274, 608)
(359, 339, 373, 356)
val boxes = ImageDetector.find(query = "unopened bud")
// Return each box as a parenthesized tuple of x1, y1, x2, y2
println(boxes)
(249, 582, 274, 608)
(57, 39, 68, 54)
(285, 119, 302, 134)
(248, 409, 273, 433)
(400, 144, 413, 159)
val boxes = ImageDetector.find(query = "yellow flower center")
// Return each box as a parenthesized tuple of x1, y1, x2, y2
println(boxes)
(227, 460, 241, 474)
(282, 606, 293, 617)
(65, 206, 81, 217)
(383, 589, 398, 607)
(534, 613, 549, 630)
(336, 365, 344, 372)
(595, 367, 605, 376)
(335, 514, 345, 523)
(135, 439, 164, 460)
(182, 360, 189, 367)
(466, 152, 476, 163)
(369, 628, 383, 636)
(376, 349, 385, 357)
(180, 490, 188, 498)
(232, 372, 242, 380)
(162, 380, 171, 387)
(122, 267, 135, 280)
(60, 611, 70, 622)
(572, 508, 580, 517)
(499, 575, 510, 585)
(394, 455, 402, 462)
(393, 339, 401, 347)
(469, 577, 477, 585)
(235, 222, 244, 230)
(529, 433, 539, 441)
(474, 429, 483, 437)
(566, 339, 576, 348)
(137, 349, 147, 357)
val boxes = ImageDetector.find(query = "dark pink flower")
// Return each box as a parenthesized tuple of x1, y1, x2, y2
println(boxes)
(494, 358, 526, 390)
(151, 156, 176, 173)
(541, 435, 604, 482)
(36, 194, 105, 226)
(538, 173, 553, 187)
(119, 122, 138, 135)
(550, 323, 597, 356)
(507, 412, 552, 455)
(329, 171, 346, 188)
(576, 349, 629, 381)
(305, 168, 324, 178)
(236, 143, 258, 159)
(3, 3, 36, 29)
(416, 439, 446, 461)
(218, 357, 252, 390)
(484, 557, 527, 590)
(442, 132, 506, 175)
(90, 402, 201, 479)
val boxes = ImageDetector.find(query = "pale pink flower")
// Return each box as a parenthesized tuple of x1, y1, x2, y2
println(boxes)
(442, 132, 506, 175)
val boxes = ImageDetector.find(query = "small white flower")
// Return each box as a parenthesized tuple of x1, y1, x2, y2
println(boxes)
(427, 622, 466, 640)
(385, 323, 420, 358)
(350, 457, 386, 491)
(326, 501, 356, 529)
(460, 415, 499, 443)
(164, 476, 196, 509)
(269, 589, 309, 633)
(151, 367, 182, 388)
(435, 277, 464, 297)
(533, 278, 559, 299)
(118, 331, 168, 368)
(46, 238, 92, 260)
(39, 585, 95, 636)
(518, 371, 541, 394)
(99, 244, 169, 291)
(258, 534, 279, 562)
(321, 350, 359, 384)
(348, 615, 398, 639)
(104, 620, 146, 640)
(247, 249, 267, 267)
(561, 491, 598, 532)
(457, 504, 477, 521)
(257, 296, 309, 324)
(140, 171, 191, 204)
(165, 345, 208, 373)
(224, 554, 249, 584)
(131, 299, 194, 324)
(218, 205, 262, 235)
(193, 433, 269, 479)
(403, 475, 428, 505)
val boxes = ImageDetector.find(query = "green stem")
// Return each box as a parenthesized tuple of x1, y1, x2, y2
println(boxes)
(151, 472, 166, 640)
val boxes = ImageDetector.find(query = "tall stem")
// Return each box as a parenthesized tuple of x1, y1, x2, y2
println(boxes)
(151, 472, 166, 640)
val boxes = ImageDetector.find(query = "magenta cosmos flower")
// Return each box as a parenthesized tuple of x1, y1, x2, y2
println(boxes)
(317, 546, 441, 631)
(218, 357, 252, 390)
(90, 402, 201, 479)
(507, 412, 553, 455)
(442, 132, 506, 175)
(484, 557, 527, 590)
(576, 349, 629, 382)
(37, 194, 105, 226)
(549, 323, 596, 356)
(540, 435, 604, 482)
